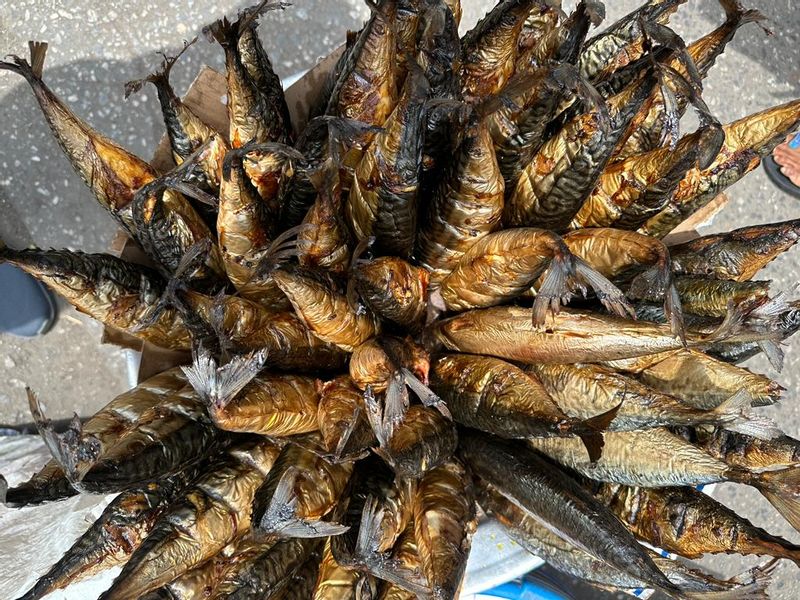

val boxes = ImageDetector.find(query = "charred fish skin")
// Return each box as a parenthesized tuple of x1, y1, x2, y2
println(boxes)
(669, 218, 800, 282)
(414, 459, 476, 600)
(0, 247, 189, 351)
(596, 482, 800, 566)
(0, 42, 156, 232)
(317, 376, 376, 461)
(459, 430, 681, 595)
(353, 256, 429, 329)
(16, 468, 198, 600)
(97, 439, 280, 600)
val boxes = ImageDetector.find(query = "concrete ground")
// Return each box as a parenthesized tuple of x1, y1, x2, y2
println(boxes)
(0, 0, 799, 597)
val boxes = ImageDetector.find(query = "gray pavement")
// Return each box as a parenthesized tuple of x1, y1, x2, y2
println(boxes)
(1, 0, 800, 598)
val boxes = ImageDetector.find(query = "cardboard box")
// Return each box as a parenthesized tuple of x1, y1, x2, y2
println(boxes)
(104, 50, 727, 384)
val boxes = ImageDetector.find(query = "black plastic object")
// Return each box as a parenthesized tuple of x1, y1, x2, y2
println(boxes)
(763, 154, 800, 200)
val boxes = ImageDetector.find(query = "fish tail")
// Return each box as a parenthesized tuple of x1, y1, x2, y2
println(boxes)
(573, 401, 623, 462)
(533, 249, 578, 326)
(124, 38, 197, 99)
(181, 345, 267, 412)
(0, 41, 48, 82)
(252, 223, 314, 279)
(26, 388, 100, 485)
(383, 372, 411, 438)
(333, 404, 365, 461)
(628, 261, 686, 340)
(573, 256, 636, 319)
(751, 467, 800, 534)
(364, 386, 391, 448)
(718, 0, 769, 29)
(400, 367, 451, 419)
(257, 467, 349, 538)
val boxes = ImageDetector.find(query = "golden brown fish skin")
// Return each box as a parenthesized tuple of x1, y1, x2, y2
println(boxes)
(97, 439, 281, 600)
(124, 43, 227, 193)
(517, 0, 599, 70)
(350, 337, 430, 393)
(578, 0, 686, 83)
(238, 142, 302, 225)
(459, 0, 540, 100)
(313, 539, 367, 600)
(518, 2, 561, 53)
(431, 354, 600, 439)
(269, 546, 323, 600)
(346, 64, 428, 258)
(376, 523, 423, 600)
(217, 149, 273, 290)
(251, 443, 353, 535)
(18, 471, 196, 600)
(529, 362, 745, 432)
(561, 228, 668, 281)
(677, 427, 800, 472)
(673, 276, 770, 317)
(394, 0, 421, 80)
(641, 98, 800, 238)
(299, 167, 351, 274)
(416, 120, 505, 283)
(179, 292, 346, 371)
(413, 459, 476, 600)
(570, 127, 719, 230)
(595, 483, 800, 565)
(0, 248, 190, 351)
(379, 405, 458, 479)
(326, 0, 398, 127)
(669, 219, 800, 282)
(428, 305, 705, 365)
(0, 43, 156, 231)
(317, 376, 376, 460)
(353, 256, 429, 328)
(5, 368, 189, 508)
(205, 373, 319, 437)
(604, 348, 783, 409)
(272, 267, 380, 352)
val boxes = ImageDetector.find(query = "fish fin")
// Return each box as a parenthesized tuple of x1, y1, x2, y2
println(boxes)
(583, 400, 623, 433)
(577, 431, 605, 464)
(124, 38, 197, 98)
(705, 301, 745, 343)
(725, 415, 783, 442)
(401, 367, 451, 419)
(259, 466, 349, 538)
(333, 404, 364, 461)
(533, 252, 578, 326)
(364, 386, 389, 447)
(181, 345, 267, 411)
(426, 287, 446, 325)
(755, 468, 800, 534)
(758, 339, 785, 372)
(203, 16, 237, 47)
(0, 43, 45, 82)
(28, 41, 48, 78)
(26, 389, 100, 484)
(355, 495, 385, 558)
(719, 0, 770, 33)
(252, 223, 313, 279)
(573, 257, 636, 319)
(666, 283, 687, 343)
(711, 389, 783, 440)
(384, 373, 410, 439)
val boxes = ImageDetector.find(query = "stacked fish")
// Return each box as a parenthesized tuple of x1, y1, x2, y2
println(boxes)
(4, 0, 800, 598)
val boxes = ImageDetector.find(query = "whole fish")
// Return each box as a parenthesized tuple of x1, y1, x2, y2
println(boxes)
(251, 443, 352, 538)
(641, 98, 800, 238)
(416, 118, 505, 283)
(317, 376, 376, 461)
(368, 403, 457, 479)
(459, 0, 540, 100)
(4, 369, 188, 507)
(506, 74, 657, 232)
(272, 267, 381, 352)
(529, 362, 759, 432)
(529, 429, 800, 533)
(561, 227, 683, 333)
(17, 467, 199, 600)
(326, 0, 399, 127)
(352, 256, 429, 329)
(596, 482, 800, 567)
(182, 348, 320, 437)
(0, 247, 190, 350)
(0, 42, 156, 232)
(673, 276, 771, 317)
(670, 218, 800, 282)
(205, 2, 291, 147)
(213, 538, 319, 599)
(430, 354, 615, 461)
(459, 431, 685, 596)
(428, 305, 741, 365)
(676, 427, 800, 473)
(346, 61, 429, 257)
(413, 459, 477, 600)
(578, 0, 687, 83)
(97, 439, 281, 600)
(432, 228, 631, 324)
(479, 480, 775, 599)
(124, 39, 227, 193)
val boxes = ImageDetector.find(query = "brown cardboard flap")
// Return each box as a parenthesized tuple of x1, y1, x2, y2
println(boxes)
(284, 45, 345, 135)
(663, 193, 729, 246)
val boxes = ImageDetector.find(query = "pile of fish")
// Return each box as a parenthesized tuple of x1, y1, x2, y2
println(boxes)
(4, 0, 800, 598)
